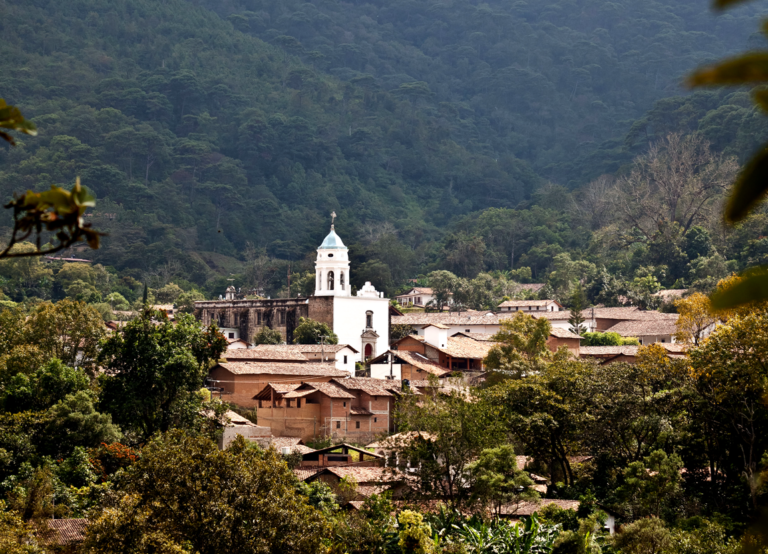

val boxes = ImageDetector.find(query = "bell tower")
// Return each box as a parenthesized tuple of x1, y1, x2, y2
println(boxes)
(315, 212, 351, 297)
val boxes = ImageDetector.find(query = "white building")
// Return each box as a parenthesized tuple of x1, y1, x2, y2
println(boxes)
(313, 223, 390, 361)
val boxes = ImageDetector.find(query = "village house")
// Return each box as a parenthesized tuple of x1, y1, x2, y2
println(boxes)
(369, 325, 581, 379)
(301, 466, 413, 501)
(580, 343, 688, 364)
(299, 443, 384, 468)
(243, 344, 359, 373)
(395, 287, 438, 307)
(254, 379, 392, 441)
(497, 299, 562, 313)
(216, 410, 272, 449)
(207, 362, 349, 406)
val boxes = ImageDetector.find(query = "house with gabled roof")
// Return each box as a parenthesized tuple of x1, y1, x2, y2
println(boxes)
(497, 299, 563, 313)
(395, 287, 439, 307)
(207, 362, 349, 407)
(254, 379, 392, 441)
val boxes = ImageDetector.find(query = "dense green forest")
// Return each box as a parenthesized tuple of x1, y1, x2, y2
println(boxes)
(1, 0, 767, 305)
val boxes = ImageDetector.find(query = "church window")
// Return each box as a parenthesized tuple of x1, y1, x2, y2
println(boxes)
(340, 271, 345, 290)
(328, 271, 335, 291)
(366, 311, 373, 329)
(234, 313, 239, 325)
(257, 311, 262, 324)
(365, 344, 373, 358)
(218, 313, 225, 327)
(280, 311, 285, 324)
(328, 253, 333, 258)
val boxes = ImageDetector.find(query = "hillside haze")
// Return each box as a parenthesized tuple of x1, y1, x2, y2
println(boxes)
(0, 0, 760, 290)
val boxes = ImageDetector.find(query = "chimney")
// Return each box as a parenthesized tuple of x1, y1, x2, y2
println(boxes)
(423, 324, 449, 349)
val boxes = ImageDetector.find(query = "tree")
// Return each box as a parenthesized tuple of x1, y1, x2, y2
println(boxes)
(42, 391, 122, 459)
(83, 431, 330, 554)
(616, 450, 683, 520)
(485, 358, 592, 487)
(484, 312, 552, 378)
(612, 517, 673, 554)
(1, 358, 90, 413)
(569, 285, 587, 336)
(252, 326, 283, 345)
(292, 317, 338, 345)
(154, 283, 183, 304)
(389, 323, 413, 344)
(467, 444, 538, 516)
(688, 309, 768, 509)
(426, 270, 456, 312)
(0, 500, 43, 554)
(394, 385, 505, 508)
(674, 293, 718, 345)
(612, 134, 738, 242)
(98, 308, 226, 441)
(581, 332, 638, 347)
(175, 290, 205, 314)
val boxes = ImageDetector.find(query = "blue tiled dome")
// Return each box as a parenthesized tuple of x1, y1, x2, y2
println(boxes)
(319, 228, 347, 249)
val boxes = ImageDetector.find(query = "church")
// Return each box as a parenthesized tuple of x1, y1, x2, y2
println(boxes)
(194, 219, 390, 361)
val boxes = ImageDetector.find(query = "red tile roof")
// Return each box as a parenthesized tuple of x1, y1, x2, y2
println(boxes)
(284, 382, 355, 399)
(392, 351, 451, 376)
(224, 349, 309, 362)
(215, 362, 348, 377)
(39, 519, 88, 545)
(548, 327, 582, 339)
(254, 344, 358, 354)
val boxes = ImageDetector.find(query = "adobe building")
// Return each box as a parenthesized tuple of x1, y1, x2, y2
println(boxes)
(195, 217, 390, 361)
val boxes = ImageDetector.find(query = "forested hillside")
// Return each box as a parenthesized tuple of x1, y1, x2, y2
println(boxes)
(0, 0, 765, 302)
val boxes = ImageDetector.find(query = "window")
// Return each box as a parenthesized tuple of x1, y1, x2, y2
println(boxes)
(328, 271, 335, 291)
(340, 271, 345, 290)
(374, 417, 377, 423)
(336, 421, 340, 429)
(280, 311, 285, 324)
(257, 311, 262, 324)
(356, 421, 360, 429)
(366, 311, 373, 329)
(228, 332, 234, 339)
(297, 399, 301, 408)
(318, 271, 322, 291)
(328, 253, 334, 258)
(234, 313, 239, 325)
(344, 355, 348, 364)
(465, 329, 470, 332)
(343, 401, 346, 407)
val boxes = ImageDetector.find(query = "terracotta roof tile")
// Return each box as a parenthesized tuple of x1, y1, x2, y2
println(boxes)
(392, 351, 451, 376)
(321, 466, 404, 483)
(334, 377, 402, 396)
(605, 317, 678, 336)
(548, 328, 582, 339)
(216, 362, 348, 377)
(435, 335, 495, 359)
(294, 468, 321, 480)
(225, 349, 309, 362)
(498, 300, 560, 308)
(284, 382, 355, 399)
(254, 344, 358, 354)
(39, 519, 88, 545)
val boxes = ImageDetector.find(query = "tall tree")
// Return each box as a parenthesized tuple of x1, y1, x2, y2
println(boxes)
(568, 285, 587, 336)
(98, 308, 226, 442)
(83, 430, 330, 554)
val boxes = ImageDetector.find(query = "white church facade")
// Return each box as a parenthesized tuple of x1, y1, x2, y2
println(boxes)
(194, 219, 390, 362)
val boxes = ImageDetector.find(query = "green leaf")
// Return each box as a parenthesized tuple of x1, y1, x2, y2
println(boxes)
(710, 266, 768, 310)
(688, 53, 768, 87)
(713, 0, 754, 9)
(725, 145, 768, 222)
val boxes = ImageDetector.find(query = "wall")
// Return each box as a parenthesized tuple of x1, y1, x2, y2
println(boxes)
(546, 336, 581, 355)
(208, 367, 337, 408)
(195, 297, 311, 343)
(219, 424, 271, 449)
(371, 362, 402, 380)
(333, 296, 390, 361)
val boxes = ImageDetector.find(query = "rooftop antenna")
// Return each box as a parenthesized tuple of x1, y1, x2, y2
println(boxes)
(330, 211, 336, 230)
